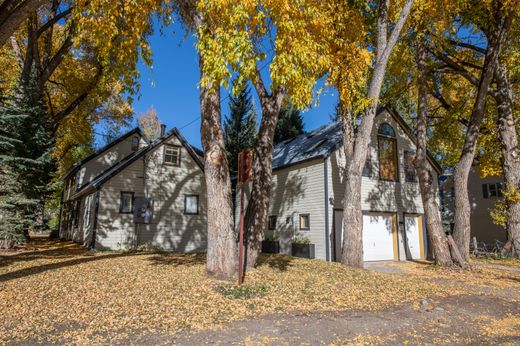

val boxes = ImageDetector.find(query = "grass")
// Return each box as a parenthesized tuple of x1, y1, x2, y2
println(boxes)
(1, 238, 519, 344)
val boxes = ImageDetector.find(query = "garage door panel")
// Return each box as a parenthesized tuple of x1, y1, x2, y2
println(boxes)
(363, 213, 395, 261)
(405, 215, 423, 259)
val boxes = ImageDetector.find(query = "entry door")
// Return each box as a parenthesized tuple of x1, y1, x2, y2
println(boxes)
(404, 215, 422, 259)
(333, 210, 343, 262)
(362, 213, 395, 261)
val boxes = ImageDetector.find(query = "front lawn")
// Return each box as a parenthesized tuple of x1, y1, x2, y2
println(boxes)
(1, 238, 519, 344)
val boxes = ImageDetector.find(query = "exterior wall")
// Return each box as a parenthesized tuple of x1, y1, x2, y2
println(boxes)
(327, 111, 439, 260)
(74, 135, 146, 191)
(266, 159, 327, 260)
(96, 135, 207, 251)
(441, 168, 506, 244)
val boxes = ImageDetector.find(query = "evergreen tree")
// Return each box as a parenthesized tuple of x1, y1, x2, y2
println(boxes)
(0, 71, 55, 247)
(274, 101, 305, 144)
(223, 86, 257, 176)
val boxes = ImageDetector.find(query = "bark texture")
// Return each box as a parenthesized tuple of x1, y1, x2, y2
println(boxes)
(495, 63, 520, 256)
(199, 65, 238, 279)
(0, 0, 48, 47)
(340, 0, 414, 268)
(452, 7, 512, 262)
(244, 71, 285, 268)
(414, 40, 454, 266)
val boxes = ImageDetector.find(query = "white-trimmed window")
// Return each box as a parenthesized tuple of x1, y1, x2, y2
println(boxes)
(131, 136, 140, 151)
(184, 195, 199, 215)
(482, 183, 503, 198)
(120, 192, 134, 213)
(164, 145, 181, 166)
(299, 214, 310, 230)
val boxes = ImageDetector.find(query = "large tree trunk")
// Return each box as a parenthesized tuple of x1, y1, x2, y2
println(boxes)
(198, 57, 238, 279)
(340, 0, 414, 268)
(414, 39, 454, 266)
(495, 63, 520, 257)
(244, 73, 285, 268)
(0, 0, 48, 47)
(452, 8, 512, 262)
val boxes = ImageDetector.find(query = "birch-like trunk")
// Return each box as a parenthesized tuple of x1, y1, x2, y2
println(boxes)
(340, 0, 414, 268)
(198, 57, 238, 279)
(495, 64, 520, 256)
(414, 39, 453, 266)
(452, 9, 511, 262)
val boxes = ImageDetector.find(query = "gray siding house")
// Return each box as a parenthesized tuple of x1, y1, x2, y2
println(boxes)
(440, 167, 506, 245)
(260, 107, 442, 262)
(59, 127, 207, 251)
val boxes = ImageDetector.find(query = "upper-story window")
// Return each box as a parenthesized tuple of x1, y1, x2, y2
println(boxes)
(482, 183, 503, 198)
(164, 145, 181, 166)
(362, 149, 372, 177)
(377, 123, 398, 181)
(404, 150, 416, 182)
(131, 136, 139, 151)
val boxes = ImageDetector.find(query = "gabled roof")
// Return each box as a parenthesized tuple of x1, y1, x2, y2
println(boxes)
(62, 127, 150, 180)
(272, 106, 442, 174)
(71, 128, 204, 199)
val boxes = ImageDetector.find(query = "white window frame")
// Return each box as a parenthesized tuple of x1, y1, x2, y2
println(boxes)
(83, 194, 93, 228)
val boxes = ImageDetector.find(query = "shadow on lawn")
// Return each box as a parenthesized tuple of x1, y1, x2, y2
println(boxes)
(147, 252, 206, 267)
(257, 254, 295, 272)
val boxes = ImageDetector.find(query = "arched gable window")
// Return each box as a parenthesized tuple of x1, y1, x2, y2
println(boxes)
(377, 123, 398, 181)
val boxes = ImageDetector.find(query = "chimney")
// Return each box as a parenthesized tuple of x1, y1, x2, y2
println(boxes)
(160, 124, 166, 137)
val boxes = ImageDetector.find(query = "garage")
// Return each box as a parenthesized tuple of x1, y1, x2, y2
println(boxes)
(362, 213, 397, 261)
(404, 214, 424, 260)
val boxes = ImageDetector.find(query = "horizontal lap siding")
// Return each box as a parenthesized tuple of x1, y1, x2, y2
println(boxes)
(139, 136, 207, 252)
(268, 159, 327, 260)
(96, 135, 207, 251)
(96, 158, 145, 250)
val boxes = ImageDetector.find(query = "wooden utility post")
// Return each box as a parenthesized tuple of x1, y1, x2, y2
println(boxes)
(237, 149, 253, 285)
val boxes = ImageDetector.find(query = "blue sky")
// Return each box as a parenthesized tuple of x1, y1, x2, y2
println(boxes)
(100, 22, 339, 149)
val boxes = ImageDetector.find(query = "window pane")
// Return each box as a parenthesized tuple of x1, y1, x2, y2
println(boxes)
(268, 216, 277, 230)
(299, 214, 310, 230)
(488, 184, 497, 197)
(378, 123, 396, 137)
(378, 137, 398, 181)
(164, 146, 180, 165)
(404, 151, 416, 182)
(185, 195, 198, 214)
(362, 150, 372, 177)
(120, 193, 133, 213)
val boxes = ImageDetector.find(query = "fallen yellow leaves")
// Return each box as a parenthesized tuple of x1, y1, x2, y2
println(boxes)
(0, 239, 517, 344)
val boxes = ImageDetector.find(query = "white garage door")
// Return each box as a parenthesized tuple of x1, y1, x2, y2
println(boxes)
(404, 215, 423, 259)
(363, 213, 395, 261)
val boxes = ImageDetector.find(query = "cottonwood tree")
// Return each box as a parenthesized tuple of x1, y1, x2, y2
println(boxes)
(196, 0, 332, 269)
(324, 0, 414, 268)
(431, 1, 515, 261)
(138, 106, 162, 141)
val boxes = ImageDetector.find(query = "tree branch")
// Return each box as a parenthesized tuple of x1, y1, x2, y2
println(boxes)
(37, 6, 73, 36)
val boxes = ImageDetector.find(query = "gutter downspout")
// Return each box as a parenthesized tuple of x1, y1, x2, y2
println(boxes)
(90, 187, 101, 250)
(324, 157, 330, 261)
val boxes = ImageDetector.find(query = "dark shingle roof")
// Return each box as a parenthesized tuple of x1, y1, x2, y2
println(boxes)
(272, 122, 343, 170)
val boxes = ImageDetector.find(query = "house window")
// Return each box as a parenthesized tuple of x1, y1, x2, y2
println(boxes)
(482, 183, 504, 199)
(120, 192, 134, 213)
(268, 216, 277, 230)
(362, 149, 372, 177)
(378, 123, 398, 181)
(184, 194, 199, 215)
(299, 214, 310, 230)
(83, 194, 93, 228)
(404, 150, 416, 182)
(131, 136, 139, 151)
(164, 145, 181, 166)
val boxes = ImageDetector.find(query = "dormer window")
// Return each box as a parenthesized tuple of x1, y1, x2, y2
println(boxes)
(164, 145, 181, 166)
(131, 136, 139, 151)
(377, 123, 398, 181)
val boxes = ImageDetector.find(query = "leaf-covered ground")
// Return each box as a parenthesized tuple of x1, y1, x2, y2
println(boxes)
(1, 238, 519, 344)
